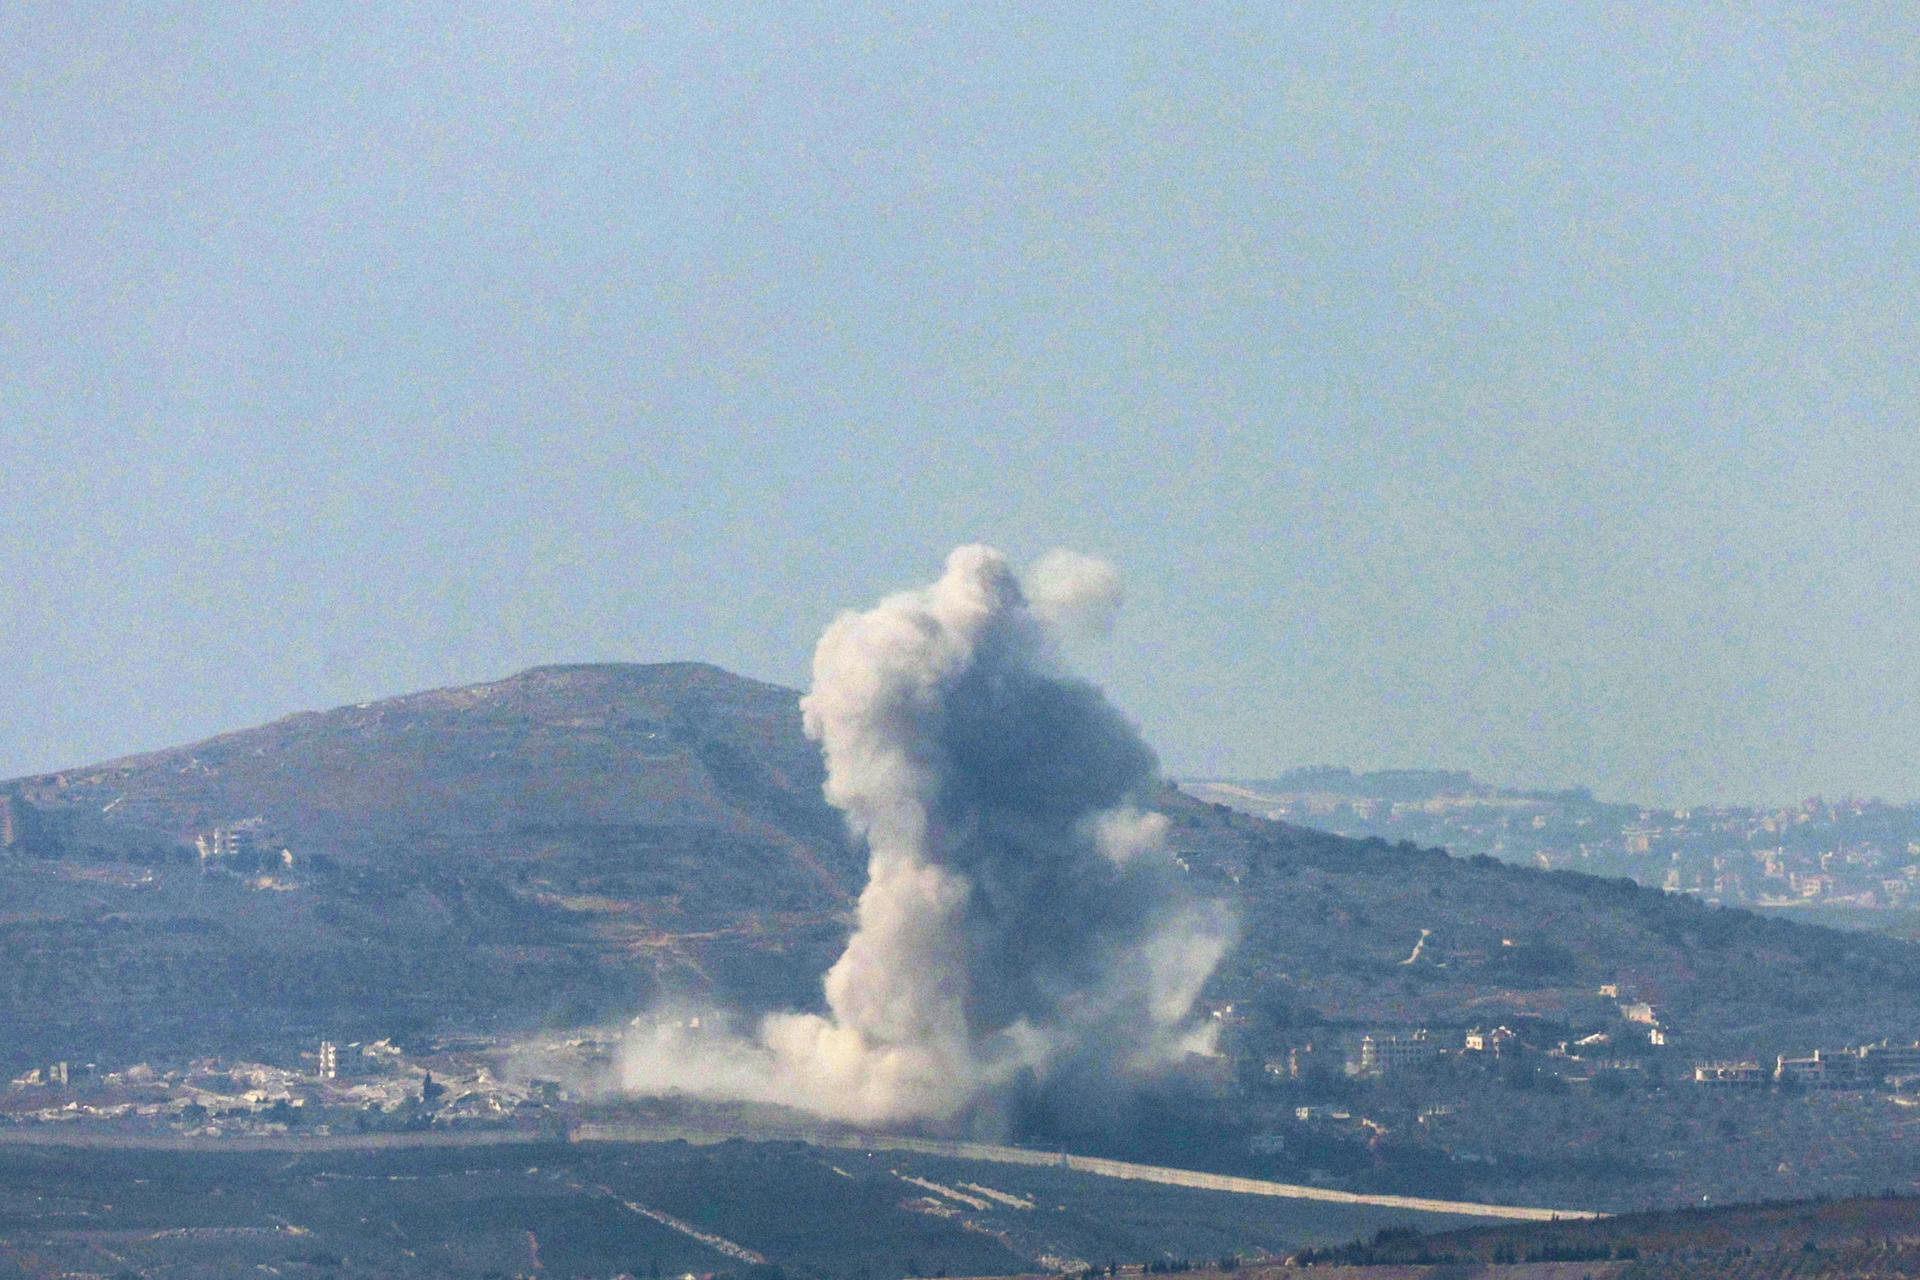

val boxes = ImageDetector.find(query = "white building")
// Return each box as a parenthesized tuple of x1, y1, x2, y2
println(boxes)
(1356, 1031, 1440, 1077)
(1693, 1061, 1766, 1088)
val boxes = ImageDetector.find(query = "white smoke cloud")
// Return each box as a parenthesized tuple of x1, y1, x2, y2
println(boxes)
(1026, 547, 1124, 636)
(619, 545, 1233, 1129)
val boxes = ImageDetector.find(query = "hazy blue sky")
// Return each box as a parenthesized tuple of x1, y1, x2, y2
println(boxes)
(3, 5, 1915, 805)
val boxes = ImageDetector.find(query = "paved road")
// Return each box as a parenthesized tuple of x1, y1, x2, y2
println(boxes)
(0, 1122, 1602, 1222)
(572, 1124, 1604, 1222)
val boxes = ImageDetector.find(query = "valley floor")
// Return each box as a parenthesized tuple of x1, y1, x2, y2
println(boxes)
(0, 1136, 1500, 1279)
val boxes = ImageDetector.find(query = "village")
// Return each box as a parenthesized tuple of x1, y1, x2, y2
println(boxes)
(1, 1032, 581, 1139)
(9, 989, 1920, 1212)
(1236, 984, 1920, 1099)
(1192, 776, 1920, 913)
(1196, 980, 1920, 1196)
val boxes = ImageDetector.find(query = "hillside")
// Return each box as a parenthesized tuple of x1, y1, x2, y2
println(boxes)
(1295, 1192, 1920, 1274)
(1186, 772, 1920, 925)
(1173, 798, 1920, 1052)
(11, 661, 857, 903)
(0, 664, 863, 1067)
(6, 662, 1920, 1078)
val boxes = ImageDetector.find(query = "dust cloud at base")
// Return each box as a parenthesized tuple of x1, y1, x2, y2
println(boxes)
(620, 545, 1233, 1129)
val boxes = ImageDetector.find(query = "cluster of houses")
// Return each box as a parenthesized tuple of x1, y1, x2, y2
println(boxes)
(2, 1036, 559, 1135)
(1267, 1025, 1645, 1086)
(1692, 1040, 1920, 1091)
(1287, 997, 1920, 1099)
(193, 817, 294, 867)
(1200, 780, 1920, 912)
(1245, 973, 1920, 1104)
(1262, 984, 1676, 1086)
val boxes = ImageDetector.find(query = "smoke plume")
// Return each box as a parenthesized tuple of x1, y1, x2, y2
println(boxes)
(620, 545, 1233, 1128)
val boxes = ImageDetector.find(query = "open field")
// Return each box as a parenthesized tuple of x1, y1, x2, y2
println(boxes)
(1274, 1193, 1920, 1277)
(0, 1136, 1503, 1279)
(0, 1121, 1600, 1220)
(573, 1125, 1600, 1222)
(963, 1269, 1620, 1280)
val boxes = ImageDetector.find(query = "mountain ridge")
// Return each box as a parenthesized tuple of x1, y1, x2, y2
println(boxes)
(6, 661, 1920, 1085)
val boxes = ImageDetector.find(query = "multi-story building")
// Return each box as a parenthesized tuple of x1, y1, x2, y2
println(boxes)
(1859, 1041, 1920, 1082)
(1464, 1026, 1517, 1055)
(1693, 1061, 1767, 1087)
(0, 792, 43, 853)
(1355, 1031, 1440, 1078)
(196, 818, 273, 864)
(1775, 1049, 1863, 1089)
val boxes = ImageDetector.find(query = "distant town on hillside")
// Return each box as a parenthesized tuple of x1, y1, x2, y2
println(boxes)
(1184, 768, 1920, 924)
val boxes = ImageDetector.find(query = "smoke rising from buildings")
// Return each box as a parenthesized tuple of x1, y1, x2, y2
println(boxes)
(620, 545, 1233, 1128)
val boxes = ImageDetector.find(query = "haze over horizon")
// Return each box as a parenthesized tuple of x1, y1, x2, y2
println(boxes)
(4, 6, 1916, 808)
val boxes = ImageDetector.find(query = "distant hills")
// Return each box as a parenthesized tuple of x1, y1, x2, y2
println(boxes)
(1234, 767, 1486, 802)
(1222, 765, 1595, 804)
(1185, 769, 1920, 920)
(6, 663, 1920, 1076)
